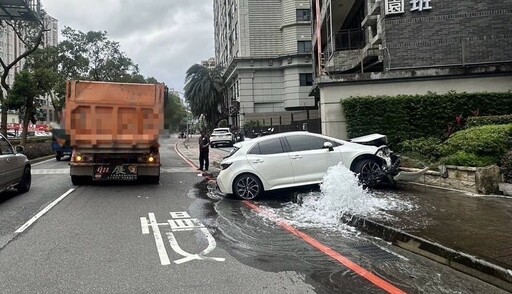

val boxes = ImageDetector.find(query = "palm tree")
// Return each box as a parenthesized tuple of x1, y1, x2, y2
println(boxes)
(184, 64, 226, 131)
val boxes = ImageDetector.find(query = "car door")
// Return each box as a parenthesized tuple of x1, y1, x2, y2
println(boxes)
(0, 135, 17, 186)
(284, 134, 343, 184)
(246, 137, 295, 189)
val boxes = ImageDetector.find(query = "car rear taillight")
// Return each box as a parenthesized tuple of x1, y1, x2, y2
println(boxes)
(220, 162, 232, 170)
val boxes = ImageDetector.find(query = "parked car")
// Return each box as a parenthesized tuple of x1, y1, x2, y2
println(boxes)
(216, 131, 401, 200)
(0, 133, 31, 194)
(210, 127, 235, 148)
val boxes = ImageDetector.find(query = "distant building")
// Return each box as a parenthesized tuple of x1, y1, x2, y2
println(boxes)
(311, 0, 512, 139)
(0, 11, 59, 125)
(213, 0, 319, 131)
(201, 57, 216, 69)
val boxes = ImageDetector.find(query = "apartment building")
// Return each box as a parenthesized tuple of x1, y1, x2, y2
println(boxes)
(213, 0, 319, 131)
(312, 0, 512, 139)
(0, 10, 59, 124)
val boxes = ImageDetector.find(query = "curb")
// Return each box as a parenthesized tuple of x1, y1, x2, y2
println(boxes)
(341, 214, 512, 292)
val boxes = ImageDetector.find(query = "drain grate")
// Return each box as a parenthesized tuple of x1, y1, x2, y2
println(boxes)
(352, 243, 401, 262)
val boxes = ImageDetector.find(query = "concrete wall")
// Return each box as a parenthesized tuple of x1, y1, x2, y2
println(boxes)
(319, 75, 512, 139)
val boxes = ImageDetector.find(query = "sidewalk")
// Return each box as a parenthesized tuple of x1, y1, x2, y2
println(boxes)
(178, 134, 228, 171)
(175, 137, 512, 291)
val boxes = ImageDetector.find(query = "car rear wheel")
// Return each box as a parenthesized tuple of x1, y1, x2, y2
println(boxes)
(233, 174, 263, 200)
(353, 159, 383, 188)
(56, 151, 62, 161)
(16, 166, 31, 193)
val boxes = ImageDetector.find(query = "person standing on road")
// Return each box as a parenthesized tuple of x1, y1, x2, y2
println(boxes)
(198, 129, 210, 171)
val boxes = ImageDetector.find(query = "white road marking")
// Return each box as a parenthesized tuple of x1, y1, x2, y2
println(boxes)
(147, 213, 171, 265)
(32, 158, 55, 166)
(32, 168, 70, 174)
(15, 188, 75, 233)
(141, 211, 225, 265)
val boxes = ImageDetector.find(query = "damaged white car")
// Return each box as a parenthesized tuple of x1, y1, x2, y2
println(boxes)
(216, 131, 423, 200)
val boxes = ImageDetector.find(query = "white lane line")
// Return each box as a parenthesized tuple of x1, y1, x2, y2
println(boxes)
(32, 168, 70, 175)
(148, 213, 171, 265)
(32, 158, 55, 166)
(15, 188, 75, 234)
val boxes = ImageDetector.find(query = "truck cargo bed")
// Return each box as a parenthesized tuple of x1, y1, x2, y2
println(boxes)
(65, 80, 165, 149)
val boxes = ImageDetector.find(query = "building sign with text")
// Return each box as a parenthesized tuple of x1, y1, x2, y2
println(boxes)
(385, 0, 432, 15)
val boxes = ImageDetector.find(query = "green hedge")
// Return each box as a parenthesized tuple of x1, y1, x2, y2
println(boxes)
(466, 114, 512, 128)
(341, 91, 512, 146)
(441, 124, 512, 162)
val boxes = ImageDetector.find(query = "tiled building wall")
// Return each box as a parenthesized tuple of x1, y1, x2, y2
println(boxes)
(382, 1, 512, 69)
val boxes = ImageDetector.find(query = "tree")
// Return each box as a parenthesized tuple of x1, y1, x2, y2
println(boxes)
(0, 13, 48, 136)
(184, 64, 226, 131)
(24, 46, 65, 123)
(6, 70, 40, 145)
(164, 93, 187, 132)
(59, 27, 142, 82)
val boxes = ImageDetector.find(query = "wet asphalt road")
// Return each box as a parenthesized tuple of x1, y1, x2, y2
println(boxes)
(0, 137, 508, 293)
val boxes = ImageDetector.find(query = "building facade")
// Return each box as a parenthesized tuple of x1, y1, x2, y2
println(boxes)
(312, 0, 512, 139)
(0, 11, 59, 125)
(213, 0, 319, 131)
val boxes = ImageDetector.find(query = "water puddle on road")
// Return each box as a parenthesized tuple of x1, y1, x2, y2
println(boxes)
(264, 163, 415, 231)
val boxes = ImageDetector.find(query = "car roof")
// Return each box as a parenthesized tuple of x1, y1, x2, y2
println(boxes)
(247, 131, 339, 144)
(213, 128, 230, 131)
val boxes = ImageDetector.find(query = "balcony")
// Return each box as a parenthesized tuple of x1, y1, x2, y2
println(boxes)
(322, 28, 383, 74)
(0, 0, 40, 21)
(334, 28, 365, 51)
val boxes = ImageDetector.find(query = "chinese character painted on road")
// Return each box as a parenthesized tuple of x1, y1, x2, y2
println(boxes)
(141, 212, 225, 265)
(385, 0, 405, 15)
(410, 0, 432, 11)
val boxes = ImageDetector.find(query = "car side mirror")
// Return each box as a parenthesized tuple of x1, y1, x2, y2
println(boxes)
(323, 142, 334, 151)
(15, 145, 24, 153)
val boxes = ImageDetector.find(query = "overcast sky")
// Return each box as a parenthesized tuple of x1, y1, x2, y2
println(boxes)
(42, 0, 215, 93)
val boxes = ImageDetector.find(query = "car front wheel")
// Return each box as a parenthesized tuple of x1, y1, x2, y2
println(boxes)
(353, 159, 383, 188)
(233, 174, 263, 200)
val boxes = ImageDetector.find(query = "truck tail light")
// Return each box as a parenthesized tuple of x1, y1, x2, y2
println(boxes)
(72, 153, 93, 162)
(138, 154, 159, 163)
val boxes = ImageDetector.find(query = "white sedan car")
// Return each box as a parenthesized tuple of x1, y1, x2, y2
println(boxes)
(216, 131, 400, 200)
(210, 127, 235, 148)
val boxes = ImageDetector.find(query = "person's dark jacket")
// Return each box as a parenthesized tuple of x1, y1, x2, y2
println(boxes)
(199, 135, 210, 152)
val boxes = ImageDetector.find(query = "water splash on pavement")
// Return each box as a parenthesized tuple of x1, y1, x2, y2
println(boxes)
(266, 162, 413, 230)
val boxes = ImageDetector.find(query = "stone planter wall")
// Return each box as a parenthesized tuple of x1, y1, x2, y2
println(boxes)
(401, 165, 502, 194)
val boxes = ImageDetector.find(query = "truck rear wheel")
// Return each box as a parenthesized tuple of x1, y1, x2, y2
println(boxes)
(141, 176, 159, 184)
(71, 175, 89, 185)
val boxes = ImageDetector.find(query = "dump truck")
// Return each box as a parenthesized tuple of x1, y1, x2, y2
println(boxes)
(65, 80, 166, 185)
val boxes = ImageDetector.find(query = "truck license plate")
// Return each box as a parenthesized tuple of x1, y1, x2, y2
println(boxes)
(94, 165, 137, 181)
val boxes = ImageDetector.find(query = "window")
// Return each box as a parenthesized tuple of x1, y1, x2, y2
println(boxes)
(296, 9, 311, 21)
(0, 136, 14, 155)
(299, 73, 313, 86)
(297, 41, 312, 53)
(285, 135, 328, 152)
(248, 138, 284, 155)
